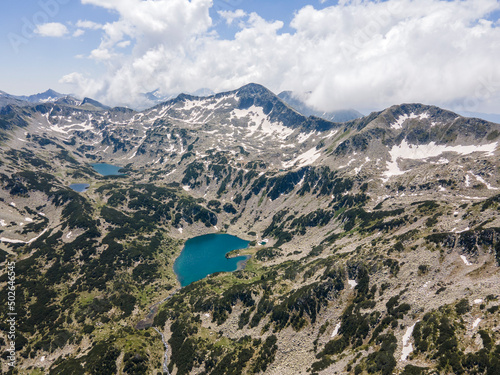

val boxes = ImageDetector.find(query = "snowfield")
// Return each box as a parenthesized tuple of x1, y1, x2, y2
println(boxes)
(282, 147, 322, 168)
(382, 141, 498, 181)
(231, 105, 294, 140)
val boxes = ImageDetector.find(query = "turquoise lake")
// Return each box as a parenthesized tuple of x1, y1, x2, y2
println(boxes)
(174, 234, 250, 287)
(91, 163, 123, 176)
(69, 183, 90, 192)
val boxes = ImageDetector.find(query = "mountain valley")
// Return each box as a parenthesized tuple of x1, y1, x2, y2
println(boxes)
(0, 83, 499, 375)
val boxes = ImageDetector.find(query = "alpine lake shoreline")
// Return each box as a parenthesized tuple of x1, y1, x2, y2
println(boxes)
(70, 163, 262, 288)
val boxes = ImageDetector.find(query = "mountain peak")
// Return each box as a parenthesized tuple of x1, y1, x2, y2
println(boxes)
(15, 89, 66, 103)
(236, 83, 274, 96)
(42, 88, 62, 97)
(379, 103, 460, 131)
(81, 97, 110, 110)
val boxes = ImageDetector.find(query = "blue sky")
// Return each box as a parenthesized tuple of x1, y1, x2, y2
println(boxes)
(2, 0, 500, 113)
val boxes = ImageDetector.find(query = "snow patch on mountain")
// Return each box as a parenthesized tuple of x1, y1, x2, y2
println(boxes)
(391, 112, 429, 129)
(348, 280, 358, 289)
(470, 172, 499, 190)
(231, 105, 294, 140)
(382, 141, 498, 181)
(460, 255, 472, 266)
(183, 94, 237, 112)
(401, 322, 418, 361)
(0, 228, 49, 244)
(331, 323, 341, 338)
(282, 147, 322, 168)
(323, 130, 339, 139)
(297, 131, 315, 144)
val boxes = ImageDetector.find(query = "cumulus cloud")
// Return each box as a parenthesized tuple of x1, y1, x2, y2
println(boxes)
(73, 29, 85, 37)
(63, 0, 500, 113)
(35, 22, 69, 37)
(76, 20, 103, 30)
(218, 9, 247, 25)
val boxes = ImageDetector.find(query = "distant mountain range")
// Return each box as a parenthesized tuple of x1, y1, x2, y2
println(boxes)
(278, 90, 364, 122)
(0, 89, 111, 112)
(3, 88, 500, 125)
(142, 89, 175, 104)
(0, 88, 66, 106)
(0, 87, 364, 123)
(16, 88, 66, 103)
(141, 88, 215, 107)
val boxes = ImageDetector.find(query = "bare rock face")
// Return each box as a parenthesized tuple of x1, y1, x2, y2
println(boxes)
(0, 83, 499, 374)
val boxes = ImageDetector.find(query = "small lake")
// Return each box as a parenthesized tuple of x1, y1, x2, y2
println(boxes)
(91, 163, 123, 176)
(69, 183, 90, 192)
(174, 234, 250, 287)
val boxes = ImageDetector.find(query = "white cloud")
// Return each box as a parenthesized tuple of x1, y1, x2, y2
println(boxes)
(35, 22, 69, 37)
(73, 29, 85, 37)
(63, 0, 500, 113)
(117, 40, 131, 48)
(90, 48, 114, 61)
(62, 72, 108, 98)
(60, 72, 90, 87)
(76, 20, 103, 29)
(218, 9, 247, 25)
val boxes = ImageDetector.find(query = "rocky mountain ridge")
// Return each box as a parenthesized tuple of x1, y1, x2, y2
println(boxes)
(0, 83, 499, 375)
(0, 89, 67, 108)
